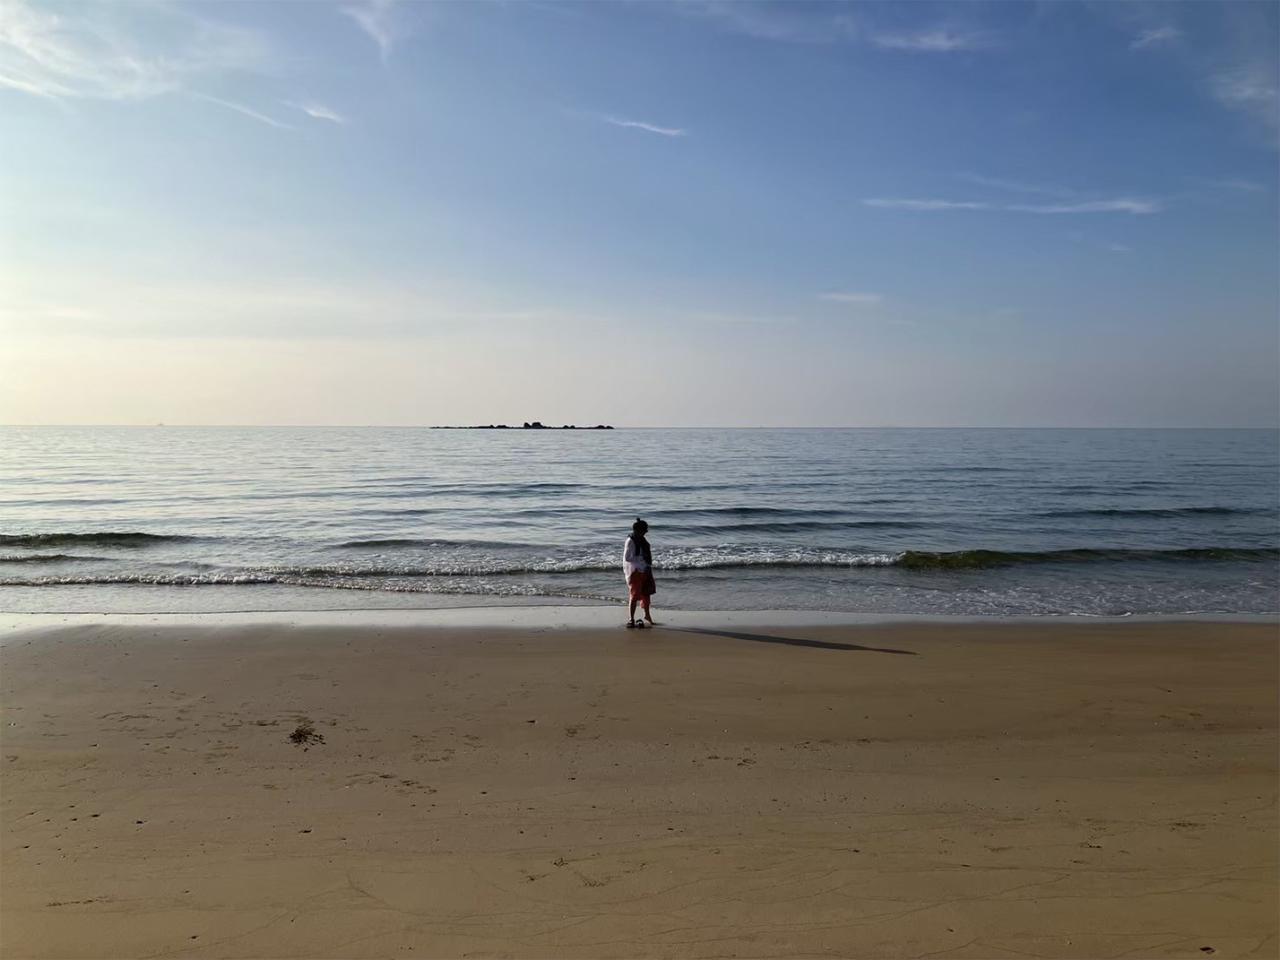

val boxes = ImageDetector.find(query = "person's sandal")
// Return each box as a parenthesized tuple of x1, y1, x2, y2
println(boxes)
(625, 620, 636, 629)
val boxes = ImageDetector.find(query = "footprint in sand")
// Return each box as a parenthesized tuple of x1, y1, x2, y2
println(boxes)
(415, 748, 455, 763)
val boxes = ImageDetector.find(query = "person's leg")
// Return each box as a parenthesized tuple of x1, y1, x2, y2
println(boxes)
(628, 597, 638, 624)
(642, 597, 654, 624)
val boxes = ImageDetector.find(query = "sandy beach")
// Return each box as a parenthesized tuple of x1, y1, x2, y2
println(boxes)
(1, 618, 1276, 959)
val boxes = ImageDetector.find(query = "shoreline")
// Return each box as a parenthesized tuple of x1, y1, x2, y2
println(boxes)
(3, 605, 1278, 637)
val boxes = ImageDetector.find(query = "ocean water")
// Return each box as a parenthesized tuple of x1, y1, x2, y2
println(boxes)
(1, 426, 1276, 617)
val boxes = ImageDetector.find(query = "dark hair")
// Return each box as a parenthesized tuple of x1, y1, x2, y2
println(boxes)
(631, 518, 652, 566)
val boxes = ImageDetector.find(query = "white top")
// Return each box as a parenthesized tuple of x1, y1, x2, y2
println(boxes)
(623, 535, 650, 579)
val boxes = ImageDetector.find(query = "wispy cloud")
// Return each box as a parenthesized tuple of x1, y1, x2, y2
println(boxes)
(671, 4, 998, 56)
(602, 115, 686, 137)
(1200, 177, 1267, 193)
(873, 29, 991, 53)
(864, 197, 1161, 215)
(676, 1, 856, 45)
(863, 198, 991, 211)
(286, 101, 346, 124)
(342, 0, 401, 62)
(0, 0, 268, 101)
(819, 292, 883, 304)
(963, 177, 1163, 215)
(1211, 65, 1279, 138)
(1131, 26, 1180, 50)
(1096, 0, 1277, 145)
(191, 93, 292, 130)
(1008, 198, 1161, 215)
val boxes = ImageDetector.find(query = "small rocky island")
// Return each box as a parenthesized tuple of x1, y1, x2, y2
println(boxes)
(432, 422, 613, 430)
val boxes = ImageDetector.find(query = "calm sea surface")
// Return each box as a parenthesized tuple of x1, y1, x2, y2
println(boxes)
(1, 427, 1276, 616)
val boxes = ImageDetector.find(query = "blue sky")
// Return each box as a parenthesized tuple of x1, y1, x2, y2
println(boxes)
(1, 0, 1277, 426)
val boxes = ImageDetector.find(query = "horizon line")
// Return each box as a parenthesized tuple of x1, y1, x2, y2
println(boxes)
(2, 424, 1276, 431)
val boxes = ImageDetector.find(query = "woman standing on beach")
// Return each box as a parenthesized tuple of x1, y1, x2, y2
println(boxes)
(623, 518, 656, 628)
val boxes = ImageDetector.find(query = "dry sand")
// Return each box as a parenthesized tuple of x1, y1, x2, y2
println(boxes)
(1, 620, 1276, 959)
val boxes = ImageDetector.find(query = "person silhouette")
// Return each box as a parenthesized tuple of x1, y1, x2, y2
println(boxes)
(623, 518, 656, 628)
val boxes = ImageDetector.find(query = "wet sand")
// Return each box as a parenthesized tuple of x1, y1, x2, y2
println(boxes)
(2, 620, 1276, 958)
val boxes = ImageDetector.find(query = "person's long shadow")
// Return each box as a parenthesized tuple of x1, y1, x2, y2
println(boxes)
(671, 627, 918, 655)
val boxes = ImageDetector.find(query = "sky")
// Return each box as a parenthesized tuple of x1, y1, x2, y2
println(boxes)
(1, 0, 1277, 427)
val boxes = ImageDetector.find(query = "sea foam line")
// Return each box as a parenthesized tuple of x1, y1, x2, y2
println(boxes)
(1, 545, 1274, 588)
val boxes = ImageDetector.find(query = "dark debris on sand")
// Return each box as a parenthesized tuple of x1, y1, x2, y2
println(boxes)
(288, 720, 326, 748)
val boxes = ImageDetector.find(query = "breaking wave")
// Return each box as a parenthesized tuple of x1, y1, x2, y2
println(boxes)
(0, 553, 108, 564)
(334, 537, 521, 550)
(1037, 506, 1268, 519)
(896, 547, 1279, 569)
(0, 570, 617, 601)
(0, 532, 201, 548)
(3, 546, 1274, 588)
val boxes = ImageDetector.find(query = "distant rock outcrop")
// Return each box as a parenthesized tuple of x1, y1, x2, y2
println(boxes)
(431, 422, 614, 430)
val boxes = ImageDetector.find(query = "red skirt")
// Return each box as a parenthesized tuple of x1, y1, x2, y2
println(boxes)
(628, 570, 656, 600)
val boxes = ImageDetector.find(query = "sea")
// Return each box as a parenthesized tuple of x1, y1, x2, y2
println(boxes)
(1, 426, 1276, 617)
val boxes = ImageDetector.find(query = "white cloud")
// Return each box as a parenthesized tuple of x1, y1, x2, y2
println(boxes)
(863, 198, 991, 211)
(1131, 26, 1180, 50)
(0, 0, 296, 131)
(1212, 69, 1276, 106)
(286, 101, 346, 124)
(0, 0, 268, 101)
(674, 4, 996, 55)
(962, 179, 1162, 215)
(1008, 198, 1161, 215)
(819, 292, 883, 304)
(1203, 177, 1267, 192)
(342, 0, 400, 62)
(1211, 65, 1279, 137)
(864, 197, 1160, 215)
(873, 29, 990, 52)
(677, 1, 856, 45)
(602, 115, 686, 137)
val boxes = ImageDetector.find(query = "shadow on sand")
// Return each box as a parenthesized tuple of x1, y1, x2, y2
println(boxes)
(672, 627, 918, 655)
